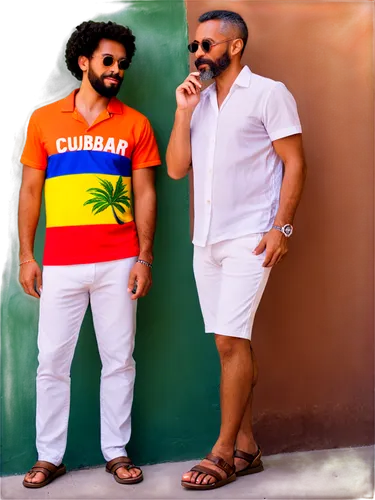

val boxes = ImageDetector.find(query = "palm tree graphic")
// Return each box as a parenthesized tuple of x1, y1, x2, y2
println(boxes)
(84, 176, 131, 225)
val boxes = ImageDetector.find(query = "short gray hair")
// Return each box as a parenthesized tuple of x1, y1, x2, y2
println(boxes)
(198, 10, 248, 56)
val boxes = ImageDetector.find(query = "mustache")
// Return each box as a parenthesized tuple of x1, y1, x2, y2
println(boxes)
(195, 58, 214, 69)
(102, 72, 122, 83)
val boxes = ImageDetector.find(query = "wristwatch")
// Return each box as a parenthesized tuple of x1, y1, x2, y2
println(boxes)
(272, 224, 293, 237)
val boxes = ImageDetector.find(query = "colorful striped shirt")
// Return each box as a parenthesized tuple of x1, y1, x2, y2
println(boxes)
(21, 90, 161, 265)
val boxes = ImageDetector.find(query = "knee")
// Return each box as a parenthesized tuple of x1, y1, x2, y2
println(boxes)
(215, 335, 247, 359)
(101, 353, 135, 377)
(37, 350, 71, 378)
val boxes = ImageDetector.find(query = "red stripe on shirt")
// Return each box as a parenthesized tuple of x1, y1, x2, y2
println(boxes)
(43, 223, 139, 265)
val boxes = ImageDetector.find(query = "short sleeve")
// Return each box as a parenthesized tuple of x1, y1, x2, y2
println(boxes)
(132, 117, 161, 170)
(20, 112, 48, 170)
(263, 83, 302, 142)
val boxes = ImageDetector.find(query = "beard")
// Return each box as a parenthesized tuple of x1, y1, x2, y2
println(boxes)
(88, 66, 123, 98)
(195, 50, 231, 81)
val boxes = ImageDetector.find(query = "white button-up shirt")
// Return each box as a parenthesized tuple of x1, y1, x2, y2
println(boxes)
(190, 65, 302, 247)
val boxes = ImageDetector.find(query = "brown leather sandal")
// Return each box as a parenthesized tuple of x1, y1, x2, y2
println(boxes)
(105, 456, 143, 484)
(181, 453, 236, 490)
(234, 447, 264, 476)
(23, 461, 66, 488)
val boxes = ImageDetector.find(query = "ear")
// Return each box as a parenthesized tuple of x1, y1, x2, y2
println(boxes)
(78, 55, 89, 74)
(231, 39, 244, 57)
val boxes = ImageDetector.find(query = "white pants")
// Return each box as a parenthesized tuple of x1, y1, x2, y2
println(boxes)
(193, 234, 271, 339)
(36, 257, 137, 465)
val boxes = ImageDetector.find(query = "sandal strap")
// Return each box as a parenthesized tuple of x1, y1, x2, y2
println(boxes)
(234, 447, 261, 464)
(28, 467, 50, 478)
(106, 456, 132, 472)
(29, 461, 58, 478)
(111, 462, 134, 474)
(205, 453, 235, 477)
(190, 465, 223, 483)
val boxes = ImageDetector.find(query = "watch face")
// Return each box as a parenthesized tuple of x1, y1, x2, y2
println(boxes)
(283, 224, 293, 237)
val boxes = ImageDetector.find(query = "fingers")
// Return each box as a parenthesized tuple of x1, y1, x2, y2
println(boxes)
(127, 270, 136, 294)
(252, 237, 266, 256)
(185, 71, 202, 87)
(128, 264, 152, 300)
(185, 72, 202, 88)
(256, 231, 289, 267)
(131, 278, 152, 300)
(21, 277, 40, 298)
(263, 249, 288, 267)
(177, 73, 202, 94)
(178, 82, 198, 95)
(275, 249, 288, 266)
(19, 262, 42, 299)
(131, 280, 143, 300)
(264, 249, 281, 268)
(36, 268, 42, 295)
(262, 250, 272, 268)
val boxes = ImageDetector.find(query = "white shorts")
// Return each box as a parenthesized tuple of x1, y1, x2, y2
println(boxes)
(193, 234, 271, 340)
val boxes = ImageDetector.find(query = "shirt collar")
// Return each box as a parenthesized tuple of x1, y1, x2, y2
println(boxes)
(61, 89, 123, 114)
(206, 65, 252, 95)
(234, 65, 252, 88)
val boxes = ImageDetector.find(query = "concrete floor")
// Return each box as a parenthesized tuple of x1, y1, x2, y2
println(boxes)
(1, 446, 373, 500)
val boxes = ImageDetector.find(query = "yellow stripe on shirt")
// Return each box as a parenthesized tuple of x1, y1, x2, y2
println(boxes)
(45, 173, 133, 228)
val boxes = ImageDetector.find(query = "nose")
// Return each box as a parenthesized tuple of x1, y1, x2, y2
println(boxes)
(111, 60, 121, 72)
(195, 43, 205, 59)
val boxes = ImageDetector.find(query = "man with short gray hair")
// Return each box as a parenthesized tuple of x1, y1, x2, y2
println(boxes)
(167, 9, 306, 491)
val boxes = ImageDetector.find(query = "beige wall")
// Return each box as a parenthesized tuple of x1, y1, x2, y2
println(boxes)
(187, 1, 374, 453)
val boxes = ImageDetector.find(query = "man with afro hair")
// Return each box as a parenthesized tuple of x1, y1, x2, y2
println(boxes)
(19, 20, 161, 488)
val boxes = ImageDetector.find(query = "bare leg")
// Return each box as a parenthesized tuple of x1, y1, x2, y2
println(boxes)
(182, 335, 253, 485)
(234, 343, 260, 472)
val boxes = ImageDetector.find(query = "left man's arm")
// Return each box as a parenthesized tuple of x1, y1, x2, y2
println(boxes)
(254, 133, 306, 267)
(127, 167, 156, 299)
(127, 114, 160, 300)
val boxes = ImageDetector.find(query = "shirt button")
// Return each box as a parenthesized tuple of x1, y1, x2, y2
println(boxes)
(207, 200, 211, 204)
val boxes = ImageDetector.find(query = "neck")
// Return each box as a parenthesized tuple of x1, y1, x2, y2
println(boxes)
(215, 61, 244, 95)
(75, 79, 111, 113)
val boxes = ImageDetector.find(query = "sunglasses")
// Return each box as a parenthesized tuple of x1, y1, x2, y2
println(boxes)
(188, 38, 237, 54)
(93, 55, 130, 71)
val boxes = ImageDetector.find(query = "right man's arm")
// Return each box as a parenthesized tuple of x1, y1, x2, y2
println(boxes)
(18, 166, 45, 298)
(166, 72, 202, 180)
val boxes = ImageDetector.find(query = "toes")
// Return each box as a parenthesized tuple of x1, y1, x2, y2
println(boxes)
(182, 470, 218, 485)
(191, 471, 199, 483)
(202, 475, 211, 485)
(130, 468, 141, 478)
(116, 467, 131, 479)
(25, 472, 43, 484)
(188, 471, 199, 483)
(25, 471, 35, 481)
(195, 473, 206, 485)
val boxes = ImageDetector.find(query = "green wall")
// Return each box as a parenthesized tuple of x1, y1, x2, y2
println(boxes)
(1, 1, 220, 476)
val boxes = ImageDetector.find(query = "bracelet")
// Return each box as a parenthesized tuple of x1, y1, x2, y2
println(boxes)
(137, 259, 152, 269)
(19, 258, 36, 266)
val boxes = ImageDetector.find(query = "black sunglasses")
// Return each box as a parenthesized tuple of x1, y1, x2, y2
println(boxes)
(97, 55, 130, 71)
(188, 38, 237, 54)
